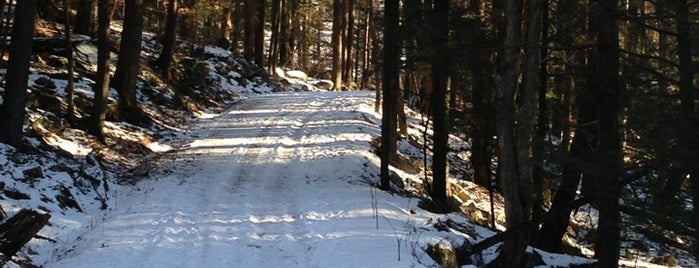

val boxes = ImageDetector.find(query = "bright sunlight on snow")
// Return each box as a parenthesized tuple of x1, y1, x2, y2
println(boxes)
(49, 91, 440, 267)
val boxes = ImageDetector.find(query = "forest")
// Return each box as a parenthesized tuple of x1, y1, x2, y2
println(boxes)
(0, 0, 697, 267)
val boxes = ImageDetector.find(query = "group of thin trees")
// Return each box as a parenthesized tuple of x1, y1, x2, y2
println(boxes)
(378, 0, 697, 267)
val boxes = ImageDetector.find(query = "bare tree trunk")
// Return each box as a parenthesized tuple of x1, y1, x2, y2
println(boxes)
(332, 0, 344, 90)
(360, 0, 371, 89)
(88, 0, 114, 144)
(0, 0, 37, 148)
(342, 0, 354, 85)
(588, 0, 622, 265)
(537, 131, 587, 252)
(230, 0, 243, 54)
(74, 0, 96, 36)
(380, 0, 399, 190)
(269, 0, 282, 72)
(519, 0, 544, 239)
(468, 0, 492, 189)
(64, 0, 77, 125)
(430, 0, 449, 209)
(112, 0, 150, 125)
(254, 0, 265, 65)
(221, 4, 232, 40)
(673, 0, 699, 260)
(155, 0, 176, 79)
(496, 0, 529, 266)
(243, 0, 256, 62)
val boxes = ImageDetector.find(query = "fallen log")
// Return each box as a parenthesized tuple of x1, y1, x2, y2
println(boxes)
(0, 209, 51, 257)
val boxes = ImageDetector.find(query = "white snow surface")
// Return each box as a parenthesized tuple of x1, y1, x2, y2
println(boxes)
(50, 91, 440, 267)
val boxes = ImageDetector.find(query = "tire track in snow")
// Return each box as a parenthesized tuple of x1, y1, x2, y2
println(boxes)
(51, 91, 425, 268)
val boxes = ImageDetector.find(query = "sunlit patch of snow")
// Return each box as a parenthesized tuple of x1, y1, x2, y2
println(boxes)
(146, 142, 172, 153)
(204, 45, 232, 58)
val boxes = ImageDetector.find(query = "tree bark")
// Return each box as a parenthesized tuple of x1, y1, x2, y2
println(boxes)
(243, 0, 256, 62)
(332, 0, 345, 90)
(88, 0, 114, 144)
(430, 0, 449, 209)
(74, 0, 96, 36)
(468, 0, 492, 189)
(0, 0, 38, 148)
(342, 0, 355, 85)
(64, 0, 77, 125)
(537, 131, 588, 252)
(112, 0, 150, 126)
(380, 0, 399, 190)
(673, 0, 699, 259)
(496, 0, 529, 266)
(269, 0, 282, 72)
(254, 0, 265, 65)
(519, 0, 544, 238)
(155, 0, 176, 79)
(587, 0, 622, 265)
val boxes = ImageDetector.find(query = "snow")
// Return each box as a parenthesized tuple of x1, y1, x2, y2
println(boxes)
(47, 91, 440, 267)
(3, 73, 688, 266)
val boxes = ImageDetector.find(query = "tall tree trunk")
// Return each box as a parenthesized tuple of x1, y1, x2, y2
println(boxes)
(537, 131, 587, 252)
(360, 0, 372, 90)
(469, 0, 492, 189)
(332, 0, 344, 90)
(269, 0, 282, 72)
(244, 0, 256, 62)
(342, 0, 354, 85)
(231, 0, 244, 54)
(674, 0, 699, 259)
(496, 0, 529, 266)
(532, 0, 550, 220)
(536, 0, 580, 250)
(430, 0, 449, 209)
(155, 0, 176, 79)
(519, 0, 544, 237)
(74, 0, 96, 36)
(254, 0, 265, 65)
(380, 0, 399, 190)
(64, 0, 76, 125)
(0, 0, 38, 148)
(588, 0, 622, 265)
(112, 0, 149, 125)
(221, 4, 232, 40)
(88, 0, 114, 144)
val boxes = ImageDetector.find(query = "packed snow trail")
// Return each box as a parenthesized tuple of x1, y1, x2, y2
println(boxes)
(52, 91, 437, 267)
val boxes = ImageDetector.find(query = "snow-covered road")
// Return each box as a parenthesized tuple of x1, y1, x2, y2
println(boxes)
(51, 91, 437, 267)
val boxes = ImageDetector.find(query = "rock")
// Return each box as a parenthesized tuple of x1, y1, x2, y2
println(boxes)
(310, 79, 333, 90)
(34, 76, 56, 89)
(49, 163, 73, 173)
(215, 37, 231, 50)
(424, 238, 471, 268)
(74, 42, 98, 72)
(286, 70, 308, 82)
(389, 171, 405, 189)
(55, 186, 83, 212)
(2, 188, 30, 200)
(41, 55, 68, 68)
(650, 254, 677, 267)
(426, 241, 458, 268)
(22, 166, 44, 180)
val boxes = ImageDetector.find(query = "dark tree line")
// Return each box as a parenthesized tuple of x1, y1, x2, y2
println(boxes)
(378, 0, 696, 266)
